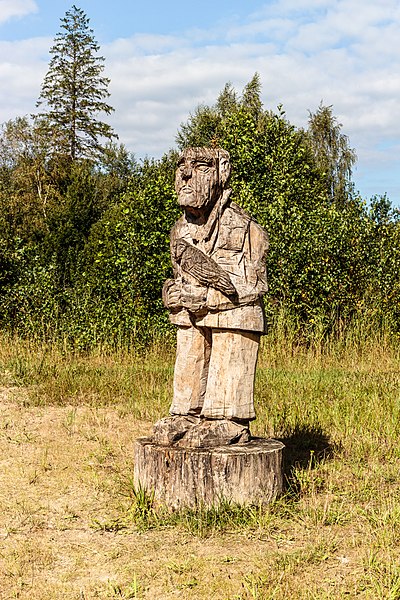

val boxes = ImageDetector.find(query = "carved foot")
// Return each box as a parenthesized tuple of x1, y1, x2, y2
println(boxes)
(152, 414, 200, 445)
(176, 418, 250, 448)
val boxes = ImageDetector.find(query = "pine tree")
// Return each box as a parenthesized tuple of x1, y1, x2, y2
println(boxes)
(36, 5, 116, 161)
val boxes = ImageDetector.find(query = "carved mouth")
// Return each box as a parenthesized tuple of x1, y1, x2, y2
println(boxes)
(180, 186, 193, 193)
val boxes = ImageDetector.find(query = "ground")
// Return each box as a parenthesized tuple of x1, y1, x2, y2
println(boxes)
(0, 387, 289, 600)
(1, 337, 400, 599)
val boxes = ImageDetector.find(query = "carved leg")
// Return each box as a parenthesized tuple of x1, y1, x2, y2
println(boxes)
(170, 324, 212, 415)
(201, 329, 260, 421)
(176, 329, 260, 448)
(153, 325, 211, 445)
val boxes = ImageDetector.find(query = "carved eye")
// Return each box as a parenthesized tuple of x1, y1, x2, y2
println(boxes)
(178, 160, 196, 171)
(196, 163, 210, 172)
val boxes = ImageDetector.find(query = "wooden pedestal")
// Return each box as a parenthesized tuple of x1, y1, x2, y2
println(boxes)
(134, 437, 285, 509)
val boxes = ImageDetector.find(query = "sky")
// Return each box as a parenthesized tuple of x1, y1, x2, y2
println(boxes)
(1, 0, 400, 206)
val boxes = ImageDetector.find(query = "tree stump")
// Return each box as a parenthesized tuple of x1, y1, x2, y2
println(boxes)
(134, 437, 285, 509)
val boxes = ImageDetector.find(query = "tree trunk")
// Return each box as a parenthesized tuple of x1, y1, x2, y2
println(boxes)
(134, 437, 285, 509)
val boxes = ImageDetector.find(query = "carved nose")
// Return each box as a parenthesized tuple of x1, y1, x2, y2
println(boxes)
(182, 166, 192, 179)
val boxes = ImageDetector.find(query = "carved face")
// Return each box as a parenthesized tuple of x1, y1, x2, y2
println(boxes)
(175, 148, 230, 210)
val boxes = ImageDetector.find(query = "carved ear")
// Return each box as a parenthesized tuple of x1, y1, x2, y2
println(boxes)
(219, 156, 231, 186)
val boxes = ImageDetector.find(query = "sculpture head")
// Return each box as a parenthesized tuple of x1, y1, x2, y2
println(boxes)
(175, 147, 231, 212)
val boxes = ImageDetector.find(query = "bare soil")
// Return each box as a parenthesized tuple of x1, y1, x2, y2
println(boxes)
(0, 387, 289, 600)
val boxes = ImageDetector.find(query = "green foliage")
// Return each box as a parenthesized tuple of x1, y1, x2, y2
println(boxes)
(0, 117, 58, 242)
(0, 116, 140, 346)
(1, 67, 400, 346)
(80, 153, 180, 345)
(307, 103, 357, 205)
(36, 5, 116, 160)
(363, 196, 400, 327)
(175, 76, 400, 336)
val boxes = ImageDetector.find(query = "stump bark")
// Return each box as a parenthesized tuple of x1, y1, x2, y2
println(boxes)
(134, 437, 285, 509)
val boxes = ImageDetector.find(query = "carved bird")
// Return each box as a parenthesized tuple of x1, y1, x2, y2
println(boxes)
(174, 238, 237, 298)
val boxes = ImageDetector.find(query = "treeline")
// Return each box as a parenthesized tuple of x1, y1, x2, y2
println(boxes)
(1, 77, 399, 348)
(0, 7, 399, 348)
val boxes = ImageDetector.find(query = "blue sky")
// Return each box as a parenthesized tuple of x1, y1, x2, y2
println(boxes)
(0, 1, 267, 40)
(1, 0, 400, 206)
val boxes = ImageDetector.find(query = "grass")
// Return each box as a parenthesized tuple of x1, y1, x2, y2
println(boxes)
(0, 327, 399, 598)
(0, 337, 173, 419)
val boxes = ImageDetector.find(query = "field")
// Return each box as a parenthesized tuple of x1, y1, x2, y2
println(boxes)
(0, 330, 400, 599)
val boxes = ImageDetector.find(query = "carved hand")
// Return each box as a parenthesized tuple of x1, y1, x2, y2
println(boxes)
(162, 279, 182, 309)
(179, 284, 207, 313)
(162, 279, 207, 314)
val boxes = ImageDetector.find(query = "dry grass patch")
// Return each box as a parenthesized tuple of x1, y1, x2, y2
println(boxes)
(0, 333, 400, 598)
(0, 389, 284, 600)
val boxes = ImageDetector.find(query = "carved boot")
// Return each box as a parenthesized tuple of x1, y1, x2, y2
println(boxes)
(176, 418, 251, 448)
(152, 414, 200, 445)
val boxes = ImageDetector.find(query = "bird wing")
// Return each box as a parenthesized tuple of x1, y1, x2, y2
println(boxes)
(179, 242, 236, 296)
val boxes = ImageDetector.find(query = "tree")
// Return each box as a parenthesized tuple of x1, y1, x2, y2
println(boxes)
(0, 116, 59, 241)
(307, 103, 357, 205)
(174, 78, 382, 330)
(241, 73, 263, 121)
(36, 5, 116, 161)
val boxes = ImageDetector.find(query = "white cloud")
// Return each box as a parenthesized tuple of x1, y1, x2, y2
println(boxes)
(0, 0, 400, 202)
(0, 38, 48, 122)
(0, 0, 37, 24)
(104, 0, 400, 202)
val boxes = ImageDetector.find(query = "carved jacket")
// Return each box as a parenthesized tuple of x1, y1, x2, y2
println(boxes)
(166, 193, 268, 333)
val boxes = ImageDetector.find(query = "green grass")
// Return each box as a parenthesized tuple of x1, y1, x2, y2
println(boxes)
(1, 327, 400, 598)
(0, 335, 173, 419)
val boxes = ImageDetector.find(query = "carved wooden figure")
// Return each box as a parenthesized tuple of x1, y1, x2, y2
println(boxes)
(153, 147, 269, 448)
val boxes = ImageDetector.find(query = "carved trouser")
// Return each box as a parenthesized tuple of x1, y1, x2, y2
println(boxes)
(170, 325, 260, 421)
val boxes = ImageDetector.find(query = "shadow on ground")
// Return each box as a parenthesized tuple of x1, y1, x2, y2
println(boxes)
(278, 424, 340, 495)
